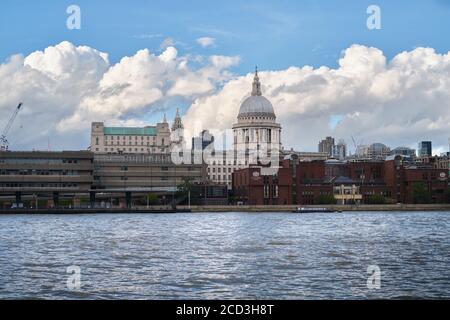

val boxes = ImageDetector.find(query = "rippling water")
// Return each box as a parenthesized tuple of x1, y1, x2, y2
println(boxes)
(0, 211, 449, 299)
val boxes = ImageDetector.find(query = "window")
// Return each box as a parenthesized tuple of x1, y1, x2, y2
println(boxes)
(264, 185, 270, 198)
(273, 185, 279, 198)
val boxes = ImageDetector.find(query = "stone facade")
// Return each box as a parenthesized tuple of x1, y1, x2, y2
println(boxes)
(91, 112, 184, 154)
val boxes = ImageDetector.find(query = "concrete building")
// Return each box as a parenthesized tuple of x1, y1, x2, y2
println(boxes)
(331, 140, 347, 160)
(205, 150, 248, 189)
(367, 143, 391, 160)
(390, 146, 416, 159)
(0, 151, 93, 207)
(283, 149, 329, 162)
(90, 113, 183, 154)
(92, 153, 203, 193)
(318, 136, 335, 156)
(0, 150, 206, 209)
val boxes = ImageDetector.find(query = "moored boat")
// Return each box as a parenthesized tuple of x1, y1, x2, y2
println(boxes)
(292, 207, 335, 213)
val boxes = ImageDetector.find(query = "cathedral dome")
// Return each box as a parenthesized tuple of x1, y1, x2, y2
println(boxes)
(239, 95, 275, 117)
(238, 68, 276, 119)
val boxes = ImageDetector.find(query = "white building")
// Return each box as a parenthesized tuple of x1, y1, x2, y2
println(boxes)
(232, 68, 282, 156)
(91, 113, 183, 154)
(207, 69, 282, 188)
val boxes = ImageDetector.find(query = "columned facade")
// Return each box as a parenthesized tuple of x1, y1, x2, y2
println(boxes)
(232, 68, 281, 164)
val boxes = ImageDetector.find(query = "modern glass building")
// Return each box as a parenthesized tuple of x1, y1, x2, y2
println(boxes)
(418, 141, 432, 157)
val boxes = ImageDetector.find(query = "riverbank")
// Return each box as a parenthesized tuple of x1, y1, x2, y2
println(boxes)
(1, 204, 450, 214)
(188, 204, 450, 212)
(0, 208, 192, 214)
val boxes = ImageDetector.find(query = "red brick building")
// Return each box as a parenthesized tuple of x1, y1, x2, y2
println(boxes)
(232, 155, 449, 205)
(233, 165, 293, 205)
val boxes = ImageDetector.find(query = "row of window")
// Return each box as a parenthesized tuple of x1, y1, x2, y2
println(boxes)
(0, 183, 79, 188)
(0, 170, 80, 176)
(119, 177, 170, 181)
(264, 185, 279, 198)
(210, 175, 232, 181)
(104, 141, 164, 147)
(208, 167, 234, 173)
(96, 136, 165, 146)
(0, 159, 80, 164)
(105, 135, 157, 140)
(95, 147, 167, 153)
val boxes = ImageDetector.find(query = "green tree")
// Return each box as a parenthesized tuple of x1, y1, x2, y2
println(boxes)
(315, 194, 336, 205)
(368, 194, 386, 204)
(412, 182, 431, 204)
(147, 193, 159, 205)
(176, 178, 198, 205)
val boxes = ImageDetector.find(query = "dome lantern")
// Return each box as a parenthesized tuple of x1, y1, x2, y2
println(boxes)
(237, 68, 276, 120)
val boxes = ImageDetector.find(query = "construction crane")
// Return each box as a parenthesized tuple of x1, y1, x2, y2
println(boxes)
(0, 103, 23, 151)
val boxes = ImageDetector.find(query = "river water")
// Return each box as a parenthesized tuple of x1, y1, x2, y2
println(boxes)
(0, 211, 449, 299)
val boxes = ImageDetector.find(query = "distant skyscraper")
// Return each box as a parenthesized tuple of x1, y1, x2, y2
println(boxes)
(318, 136, 335, 156)
(332, 139, 347, 160)
(390, 146, 416, 159)
(367, 143, 390, 160)
(418, 141, 432, 157)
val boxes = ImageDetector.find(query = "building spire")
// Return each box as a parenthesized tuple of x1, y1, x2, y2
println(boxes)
(163, 113, 167, 123)
(172, 107, 184, 131)
(251, 66, 262, 96)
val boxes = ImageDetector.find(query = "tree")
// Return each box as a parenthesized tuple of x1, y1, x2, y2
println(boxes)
(412, 182, 431, 204)
(176, 178, 199, 205)
(368, 194, 386, 204)
(315, 194, 336, 205)
(146, 193, 159, 205)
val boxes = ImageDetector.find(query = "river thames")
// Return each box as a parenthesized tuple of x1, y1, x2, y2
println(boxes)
(0, 211, 449, 299)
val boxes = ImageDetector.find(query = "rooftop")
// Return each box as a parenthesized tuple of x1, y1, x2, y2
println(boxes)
(103, 127, 157, 136)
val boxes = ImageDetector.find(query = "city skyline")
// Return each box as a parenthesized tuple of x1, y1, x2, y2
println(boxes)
(1, 1, 450, 154)
(1, 1, 450, 304)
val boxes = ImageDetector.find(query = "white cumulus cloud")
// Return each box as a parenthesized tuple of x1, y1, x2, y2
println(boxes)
(184, 44, 450, 154)
(0, 41, 239, 151)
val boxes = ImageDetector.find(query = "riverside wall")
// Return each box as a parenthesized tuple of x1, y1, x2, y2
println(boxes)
(186, 204, 450, 212)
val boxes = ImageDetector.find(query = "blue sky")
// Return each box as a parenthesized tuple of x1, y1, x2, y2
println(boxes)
(1, 0, 450, 72)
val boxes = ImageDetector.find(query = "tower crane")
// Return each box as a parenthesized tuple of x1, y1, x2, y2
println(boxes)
(0, 103, 23, 151)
